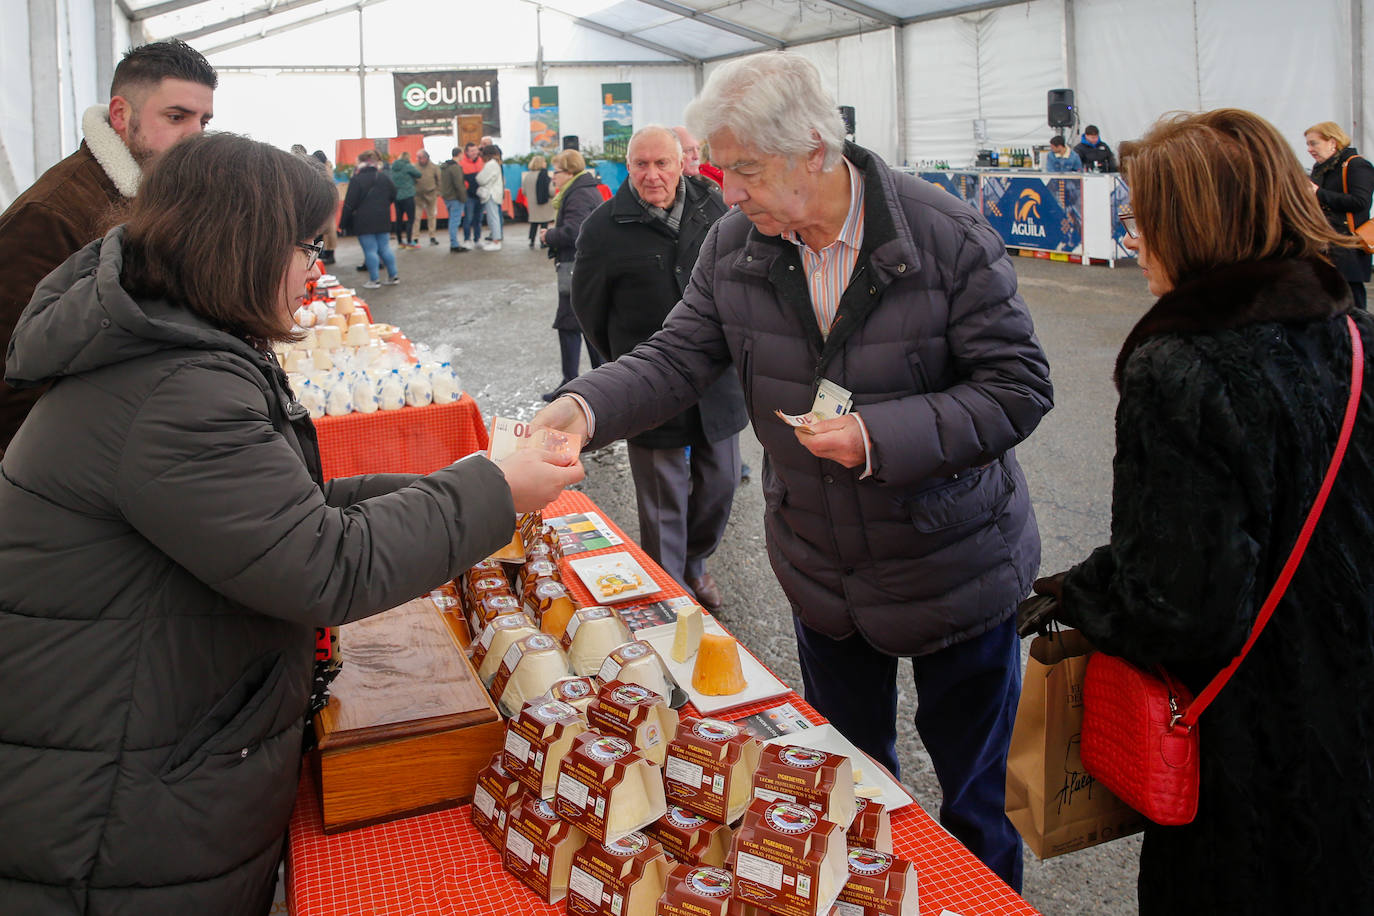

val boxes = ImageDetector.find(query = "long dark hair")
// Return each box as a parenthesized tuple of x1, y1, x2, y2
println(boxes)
(121, 132, 336, 341)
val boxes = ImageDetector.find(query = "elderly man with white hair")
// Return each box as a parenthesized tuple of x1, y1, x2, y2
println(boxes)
(534, 52, 1052, 889)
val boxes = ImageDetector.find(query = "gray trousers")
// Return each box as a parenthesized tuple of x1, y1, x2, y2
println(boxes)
(626, 435, 741, 589)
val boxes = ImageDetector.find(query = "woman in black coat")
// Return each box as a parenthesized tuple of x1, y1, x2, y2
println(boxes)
(1307, 120, 1374, 308)
(538, 148, 605, 401)
(1027, 109, 1374, 913)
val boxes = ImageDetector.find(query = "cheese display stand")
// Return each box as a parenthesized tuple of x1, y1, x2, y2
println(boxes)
(287, 491, 1042, 916)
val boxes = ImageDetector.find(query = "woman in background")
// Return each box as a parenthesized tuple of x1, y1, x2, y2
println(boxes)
(521, 153, 555, 248)
(1027, 108, 1374, 912)
(539, 148, 604, 401)
(339, 149, 398, 290)
(0, 132, 582, 914)
(475, 144, 505, 251)
(1307, 120, 1374, 309)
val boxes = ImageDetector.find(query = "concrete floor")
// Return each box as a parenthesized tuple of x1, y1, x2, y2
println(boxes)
(338, 224, 1155, 915)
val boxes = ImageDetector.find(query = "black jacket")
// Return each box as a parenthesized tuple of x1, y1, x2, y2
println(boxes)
(1073, 136, 1115, 172)
(543, 172, 603, 330)
(1059, 258, 1374, 914)
(0, 228, 514, 913)
(339, 165, 396, 236)
(566, 144, 1051, 654)
(572, 176, 746, 448)
(1312, 145, 1374, 282)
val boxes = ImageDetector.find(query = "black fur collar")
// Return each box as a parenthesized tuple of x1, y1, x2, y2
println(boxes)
(1114, 257, 1351, 389)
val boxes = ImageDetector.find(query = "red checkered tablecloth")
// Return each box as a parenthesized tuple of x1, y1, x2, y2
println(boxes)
(314, 395, 489, 481)
(287, 490, 1039, 916)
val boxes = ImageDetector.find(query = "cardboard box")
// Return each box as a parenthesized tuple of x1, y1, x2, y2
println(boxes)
(587, 680, 679, 767)
(656, 862, 735, 916)
(472, 752, 525, 850)
(556, 731, 667, 843)
(504, 697, 588, 798)
(830, 847, 918, 916)
(663, 717, 761, 824)
(753, 744, 856, 831)
(728, 797, 848, 916)
(846, 797, 892, 854)
(567, 832, 672, 916)
(504, 793, 589, 903)
(644, 805, 734, 867)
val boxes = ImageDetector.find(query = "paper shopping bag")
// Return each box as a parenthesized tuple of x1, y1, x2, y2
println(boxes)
(1005, 629, 1145, 858)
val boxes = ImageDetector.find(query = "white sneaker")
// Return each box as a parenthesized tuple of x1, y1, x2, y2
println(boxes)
(383, 276, 400, 286)
(362, 280, 381, 289)
(457, 241, 474, 251)
(481, 240, 503, 251)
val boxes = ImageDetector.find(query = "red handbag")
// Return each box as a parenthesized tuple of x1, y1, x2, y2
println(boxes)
(1080, 314, 1364, 826)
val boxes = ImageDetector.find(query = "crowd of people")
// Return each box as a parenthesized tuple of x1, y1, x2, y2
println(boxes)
(0, 34, 1372, 916)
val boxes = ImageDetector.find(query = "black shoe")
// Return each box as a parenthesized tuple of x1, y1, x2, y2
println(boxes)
(430, 238, 439, 246)
(450, 246, 462, 252)
(355, 265, 368, 272)
(541, 391, 559, 403)
(321, 250, 335, 265)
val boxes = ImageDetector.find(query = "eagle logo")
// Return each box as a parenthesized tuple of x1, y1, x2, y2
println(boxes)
(1014, 188, 1042, 221)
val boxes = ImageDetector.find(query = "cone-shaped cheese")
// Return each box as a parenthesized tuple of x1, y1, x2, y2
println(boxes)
(728, 798, 847, 916)
(598, 640, 675, 702)
(494, 634, 575, 717)
(670, 604, 705, 664)
(533, 580, 578, 639)
(563, 606, 631, 676)
(504, 794, 588, 904)
(504, 697, 588, 798)
(567, 832, 671, 916)
(691, 634, 746, 696)
(473, 612, 537, 686)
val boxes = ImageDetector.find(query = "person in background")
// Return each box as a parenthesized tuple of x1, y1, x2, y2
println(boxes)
(0, 38, 215, 456)
(458, 142, 484, 249)
(1307, 120, 1374, 309)
(521, 154, 555, 248)
(572, 126, 745, 612)
(534, 52, 1051, 889)
(1044, 135, 1082, 172)
(413, 149, 443, 247)
(339, 149, 399, 289)
(672, 125, 705, 178)
(540, 148, 605, 400)
(390, 151, 421, 249)
(311, 150, 338, 264)
(1026, 108, 1374, 914)
(440, 146, 469, 253)
(0, 132, 583, 915)
(475, 144, 505, 251)
(1074, 124, 1116, 172)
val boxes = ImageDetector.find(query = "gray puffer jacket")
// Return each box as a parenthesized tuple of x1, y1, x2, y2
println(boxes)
(0, 228, 514, 914)
(566, 143, 1053, 655)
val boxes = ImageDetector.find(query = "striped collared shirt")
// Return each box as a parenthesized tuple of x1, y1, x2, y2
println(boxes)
(781, 157, 865, 337)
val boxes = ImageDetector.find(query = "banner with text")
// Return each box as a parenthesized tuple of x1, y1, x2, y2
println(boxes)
(601, 82, 632, 159)
(529, 86, 559, 156)
(981, 174, 1081, 254)
(394, 70, 500, 137)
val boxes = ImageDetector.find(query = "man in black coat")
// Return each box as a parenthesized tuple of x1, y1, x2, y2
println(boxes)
(572, 126, 747, 610)
(1074, 124, 1116, 172)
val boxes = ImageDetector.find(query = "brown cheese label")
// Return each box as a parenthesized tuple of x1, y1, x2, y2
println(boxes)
(644, 805, 732, 866)
(471, 753, 522, 850)
(752, 745, 847, 821)
(663, 718, 755, 824)
(729, 799, 839, 916)
(659, 863, 735, 916)
(587, 681, 667, 755)
(555, 733, 635, 839)
(504, 795, 583, 903)
(833, 847, 916, 916)
(503, 698, 583, 796)
(566, 832, 666, 916)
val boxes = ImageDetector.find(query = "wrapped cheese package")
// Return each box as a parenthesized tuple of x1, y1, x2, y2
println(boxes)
(503, 794, 589, 904)
(471, 752, 525, 851)
(662, 717, 761, 825)
(531, 580, 579, 640)
(555, 731, 667, 843)
(567, 832, 671, 916)
(727, 797, 847, 916)
(598, 640, 676, 703)
(752, 744, 856, 831)
(471, 612, 538, 686)
(846, 796, 893, 854)
(655, 862, 736, 916)
(544, 675, 598, 714)
(491, 633, 575, 718)
(586, 680, 679, 767)
(562, 606, 631, 677)
(644, 805, 734, 868)
(832, 847, 919, 916)
(503, 697, 588, 799)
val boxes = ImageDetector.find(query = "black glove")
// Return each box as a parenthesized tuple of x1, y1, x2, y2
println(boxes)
(1016, 572, 1068, 638)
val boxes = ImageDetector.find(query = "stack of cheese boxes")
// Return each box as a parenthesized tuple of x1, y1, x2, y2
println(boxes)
(461, 522, 920, 916)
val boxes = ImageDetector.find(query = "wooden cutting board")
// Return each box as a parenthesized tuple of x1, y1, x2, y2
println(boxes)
(314, 596, 504, 832)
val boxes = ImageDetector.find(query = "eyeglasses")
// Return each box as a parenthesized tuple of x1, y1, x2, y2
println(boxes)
(296, 240, 325, 269)
(1118, 208, 1139, 239)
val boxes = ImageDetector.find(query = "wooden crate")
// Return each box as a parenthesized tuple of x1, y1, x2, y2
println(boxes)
(314, 597, 504, 833)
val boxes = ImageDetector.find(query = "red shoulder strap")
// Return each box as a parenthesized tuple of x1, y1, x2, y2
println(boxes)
(1180, 314, 1363, 726)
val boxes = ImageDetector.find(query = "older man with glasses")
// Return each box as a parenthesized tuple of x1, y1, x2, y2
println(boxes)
(536, 51, 1053, 890)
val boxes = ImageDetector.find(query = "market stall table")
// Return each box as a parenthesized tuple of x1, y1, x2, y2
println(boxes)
(287, 491, 1040, 916)
(314, 395, 489, 481)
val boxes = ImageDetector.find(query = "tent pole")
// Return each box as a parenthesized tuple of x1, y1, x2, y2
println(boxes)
(536, 6, 547, 86)
(29, 0, 61, 175)
(1062, 0, 1076, 100)
(892, 24, 906, 166)
(358, 7, 367, 137)
(94, 0, 115, 100)
(1355, 0, 1365, 151)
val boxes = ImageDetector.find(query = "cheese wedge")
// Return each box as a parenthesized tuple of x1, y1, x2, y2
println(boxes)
(598, 640, 674, 702)
(472, 612, 538, 686)
(493, 633, 575, 718)
(563, 606, 631, 677)
(670, 604, 705, 664)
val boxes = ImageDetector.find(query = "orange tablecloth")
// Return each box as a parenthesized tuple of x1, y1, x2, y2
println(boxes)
(314, 395, 489, 481)
(287, 490, 1039, 916)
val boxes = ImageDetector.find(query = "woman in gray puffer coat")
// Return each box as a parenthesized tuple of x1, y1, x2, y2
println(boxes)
(0, 133, 582, 915)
